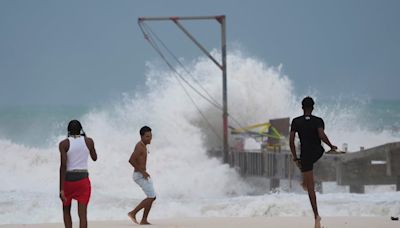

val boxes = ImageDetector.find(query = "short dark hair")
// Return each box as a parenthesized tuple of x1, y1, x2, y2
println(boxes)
(140, 126, 152, 136)
(68, 120, 83, 136)
(302, 96, 315, 109)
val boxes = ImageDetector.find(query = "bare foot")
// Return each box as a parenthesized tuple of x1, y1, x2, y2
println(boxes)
(315, 215, 322, 228)
(140, 220, 151, 225)
(127, 212, 138, 224)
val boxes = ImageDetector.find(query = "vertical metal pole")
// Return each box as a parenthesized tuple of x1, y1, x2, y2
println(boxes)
(288, 155, 292, 191)
(221, 16, 229, 164)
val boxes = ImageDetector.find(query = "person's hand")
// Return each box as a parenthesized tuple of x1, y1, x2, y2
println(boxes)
(293, 158, 301, 169)
(143, 172, 150, 180)
(295, 160, 302, 170)
(331, 145, 338, 151)
(59, 190, 66, 203)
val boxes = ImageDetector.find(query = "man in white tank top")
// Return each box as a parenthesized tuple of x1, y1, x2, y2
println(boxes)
(59, 120, 97, 228)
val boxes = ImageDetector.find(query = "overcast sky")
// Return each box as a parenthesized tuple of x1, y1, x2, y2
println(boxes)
(1, 0, 399, 106)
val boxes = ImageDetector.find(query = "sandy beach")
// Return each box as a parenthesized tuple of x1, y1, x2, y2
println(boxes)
(1, 217, 399, 228)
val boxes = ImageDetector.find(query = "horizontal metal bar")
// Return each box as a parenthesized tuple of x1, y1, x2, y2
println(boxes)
(138, 15, 225, 21)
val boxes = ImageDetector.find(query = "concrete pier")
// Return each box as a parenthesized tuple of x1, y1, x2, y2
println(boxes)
(225, 142, 400, 193)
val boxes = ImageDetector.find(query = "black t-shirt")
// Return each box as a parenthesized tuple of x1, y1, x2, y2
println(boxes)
(290, 115, 325, 159)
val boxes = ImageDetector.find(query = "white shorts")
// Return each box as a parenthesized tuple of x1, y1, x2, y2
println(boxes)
(132, 172, 156, 198)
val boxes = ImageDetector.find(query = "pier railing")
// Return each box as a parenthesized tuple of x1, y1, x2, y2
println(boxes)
(224, 142, 400, 193)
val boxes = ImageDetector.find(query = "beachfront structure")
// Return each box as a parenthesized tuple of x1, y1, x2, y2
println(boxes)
(227, 142, 400, 193)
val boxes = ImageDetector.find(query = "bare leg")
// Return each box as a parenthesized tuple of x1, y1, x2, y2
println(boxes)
(78, 203, 88, 228)
(127, 211, 139, 224)
(303, 171, 322, 228)
(128, 198, 155, 224)
(141, 197, 156, 225)
(62, 205, 72, 228)
(315, 215, 322, 228)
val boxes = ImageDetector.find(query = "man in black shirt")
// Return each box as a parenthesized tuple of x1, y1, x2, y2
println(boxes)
(289, 97, 337, 228)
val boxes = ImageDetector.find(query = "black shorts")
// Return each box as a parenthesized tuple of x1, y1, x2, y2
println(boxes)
(300, 150, 324, 172)
(300, 159, 315, 172)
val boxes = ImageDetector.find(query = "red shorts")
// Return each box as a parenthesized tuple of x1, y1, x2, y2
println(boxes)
(63, 177, 91, 207)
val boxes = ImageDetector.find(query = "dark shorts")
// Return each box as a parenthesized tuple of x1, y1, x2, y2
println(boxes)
(300, 150, 324, 172)
(63, 177, 91, 206)
(300, 160, 316, 172)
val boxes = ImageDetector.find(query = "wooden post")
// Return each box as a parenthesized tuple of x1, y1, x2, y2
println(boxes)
(349, 184, 365, 193)
(315, 181, 323, 193)
(270, 178, 280, 191)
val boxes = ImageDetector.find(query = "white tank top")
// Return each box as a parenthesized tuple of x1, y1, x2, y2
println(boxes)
(66, 136, 89, 171)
